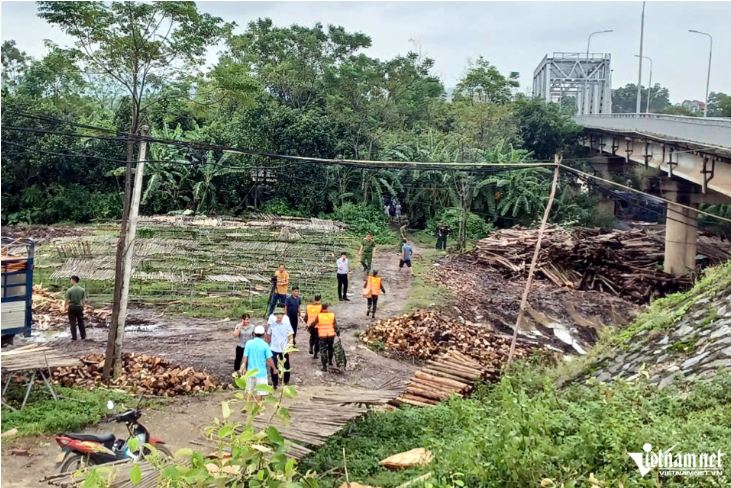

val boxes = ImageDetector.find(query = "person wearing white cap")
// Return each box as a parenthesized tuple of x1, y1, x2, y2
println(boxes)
(243, 325, 278, 396)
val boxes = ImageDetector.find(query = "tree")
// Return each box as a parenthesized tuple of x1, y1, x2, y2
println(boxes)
(1, 40, 30, 89)
(513, 96, 580, 160)
(708, 92, 731, 117)
(662, 104, 700, 117)
(454, 56, 519, 105)
(612, 83, 670, 113)
(37, 1, 234, 378)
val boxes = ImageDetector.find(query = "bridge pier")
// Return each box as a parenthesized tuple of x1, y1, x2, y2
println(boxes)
(589, 155, 627, 220)
(664, 202, 699, 276)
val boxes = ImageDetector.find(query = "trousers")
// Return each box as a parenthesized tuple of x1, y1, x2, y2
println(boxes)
(68, 305, 86, 340)
(319, 336, 335, 369)
(309, 327, 320, 356)
(271, 352, 290, 388)
(234, 345, 245, 372)
(367, 296, 379, 315)
(268, 293, 287, 316)
(361, 253, 373, 272)
(337, 273, 348, 299)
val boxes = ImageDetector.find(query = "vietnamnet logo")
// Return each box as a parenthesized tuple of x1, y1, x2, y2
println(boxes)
(628, 443, 725, 477)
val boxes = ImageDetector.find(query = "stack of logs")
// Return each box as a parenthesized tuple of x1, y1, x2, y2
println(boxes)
(471, 225, 731, 303)
(392, 351, 497, 408)
(51, 352, 219, 396)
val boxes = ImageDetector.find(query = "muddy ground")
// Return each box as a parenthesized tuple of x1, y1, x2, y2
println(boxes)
(1, 246, 420, 487)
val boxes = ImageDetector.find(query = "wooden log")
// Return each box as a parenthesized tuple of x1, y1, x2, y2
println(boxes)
(408, 378, 462, 395)
(424, 364, 479, 382)
(400, 393, 439, 406)
(428, 359, 483, 377)
(414, 371, 470, 391)
(405, 386, 450, 401)
(397, 397, 433, 408)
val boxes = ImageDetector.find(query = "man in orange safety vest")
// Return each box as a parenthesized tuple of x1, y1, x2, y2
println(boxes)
(306, 295, 322, 358)
(364, 269, 386, 319)
(310, 303, 340, 372)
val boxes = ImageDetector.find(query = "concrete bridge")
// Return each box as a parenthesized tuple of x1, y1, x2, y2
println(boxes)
(574, 113, 731, 276)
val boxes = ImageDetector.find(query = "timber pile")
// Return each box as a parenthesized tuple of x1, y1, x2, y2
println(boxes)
(50, 352, 218, 396)
(32, 285, 111, 330)
(1, 344, 82, 372)
(392, 351, 496, 408)
(471, 225, 731, 303)
(361, 310, 534, 368)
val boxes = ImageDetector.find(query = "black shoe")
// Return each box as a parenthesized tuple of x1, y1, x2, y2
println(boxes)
(322, 366, 327, 372)
(309, 349, 313, 355)
(366, 310, 370, 316)
(339, 298, 344, 301)
(313, 355, 319, 360)
(343, 297, 350, 301)
(329, 362, 333, 366)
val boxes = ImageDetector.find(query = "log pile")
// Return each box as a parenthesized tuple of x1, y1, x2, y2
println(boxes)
(392, 351, 497, 408)
(33, 285, 111, 330)
(361, 310, 534, 369)
(50, 352, 219, 396)
(471, 225, 731, 303)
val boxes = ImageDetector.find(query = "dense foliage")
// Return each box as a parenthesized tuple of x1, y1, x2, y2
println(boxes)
(3, 2, 606, 234)
(309, 367, 731, 488)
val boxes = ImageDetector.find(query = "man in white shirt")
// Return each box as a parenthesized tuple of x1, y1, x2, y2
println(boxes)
(266, 306, 294, 389)
(336, 252, 350, 301)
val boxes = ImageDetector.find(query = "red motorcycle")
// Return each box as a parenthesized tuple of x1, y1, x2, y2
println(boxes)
(55, 407, 172, 474)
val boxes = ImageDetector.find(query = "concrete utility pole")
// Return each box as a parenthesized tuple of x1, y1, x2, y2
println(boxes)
(635, 54, 653, 113)
(636, 1, 646, 114)
(689, 30, 713, 117)
(104, 126, 149, 378)
(584, 30, 613, 114)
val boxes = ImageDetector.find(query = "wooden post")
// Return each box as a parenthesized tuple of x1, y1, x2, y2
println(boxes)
(506, 155, 562, 369)
(105, 126, 149, 378)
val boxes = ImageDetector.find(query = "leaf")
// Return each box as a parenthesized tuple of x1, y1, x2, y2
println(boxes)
(251, 444, 272, 453)
(127, 437, 139, 452)
(265, 426, 284, 446)
(129, 465, 142, 485)
(218, 425, 234, 438)
(222, 401, 232, 419)
(282, 385, 296, 399)
(253, 384, 274, 394)
(175, 448, 193, 458)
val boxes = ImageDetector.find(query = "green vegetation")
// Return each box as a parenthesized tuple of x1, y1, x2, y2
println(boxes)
(1, 384, 139, 437)
(611, 261, 731, 347)
(405, 248, 454, 313)
(309, 366, 731, 488)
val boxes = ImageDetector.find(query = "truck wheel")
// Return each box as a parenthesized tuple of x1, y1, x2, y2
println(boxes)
(1, 335, 14, 348)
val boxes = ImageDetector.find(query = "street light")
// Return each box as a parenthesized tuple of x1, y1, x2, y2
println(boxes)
(689, 29, 713, 117)
(635, 54, 653, 113)
(636, 1, 646, 114)
(583, 30, 613, 114)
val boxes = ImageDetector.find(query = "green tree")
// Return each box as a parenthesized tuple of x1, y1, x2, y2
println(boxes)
(707, 92, 731, 117)
(454, 56, 519, 105)
(612, 83, 670, 113)
(662, 104, 700, 116)
(1, 40, 30, 89)
(513, 96, 580, 160)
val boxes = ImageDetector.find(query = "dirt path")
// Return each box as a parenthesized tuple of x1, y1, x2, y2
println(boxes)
(2, 244, 422, 487)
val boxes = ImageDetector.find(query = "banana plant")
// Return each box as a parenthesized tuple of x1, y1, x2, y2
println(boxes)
(192, 151, 248, 214)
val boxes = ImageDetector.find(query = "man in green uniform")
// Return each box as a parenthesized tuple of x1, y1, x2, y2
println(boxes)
(358, 233, 376, 273)
(65, 275, 87, 340)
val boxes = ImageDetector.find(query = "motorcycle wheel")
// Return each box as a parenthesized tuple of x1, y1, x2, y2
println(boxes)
(59, 453, 95, 473)
(151, 444, 173, 460)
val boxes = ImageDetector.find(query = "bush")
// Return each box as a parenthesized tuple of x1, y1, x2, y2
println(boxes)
(260, 197, 304, 217)
(427, 207, 494, 241)
(309, 368, 731, 488)
(330, 202, 396, 244)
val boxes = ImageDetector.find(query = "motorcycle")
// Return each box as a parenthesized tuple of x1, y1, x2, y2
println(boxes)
(55, 401, 172, 474)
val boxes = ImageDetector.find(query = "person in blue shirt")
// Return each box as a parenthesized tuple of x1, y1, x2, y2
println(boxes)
(399, 239, 415, 276)
(243, 326, 278, 397)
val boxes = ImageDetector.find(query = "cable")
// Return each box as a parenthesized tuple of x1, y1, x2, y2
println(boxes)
(560, 164, 731, 225)
(2, 109, 124, 135)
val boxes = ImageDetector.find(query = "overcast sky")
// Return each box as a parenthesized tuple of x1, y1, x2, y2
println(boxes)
(2, 1, 730, 103)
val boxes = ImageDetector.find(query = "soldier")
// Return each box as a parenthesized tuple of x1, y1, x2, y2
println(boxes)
(310, 304, 340, 372)
(306, 294, 323, 358)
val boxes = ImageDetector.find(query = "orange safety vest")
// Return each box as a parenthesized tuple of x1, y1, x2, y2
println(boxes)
(306, 303, 322, 325)
(368, 276, 382, 296)
(316, 312, 336, 338)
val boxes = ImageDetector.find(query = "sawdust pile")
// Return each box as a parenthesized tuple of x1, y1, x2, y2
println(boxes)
(51, 352, 220, 396)
(361, 310, 535, 368)
(32, 285, 110, 330)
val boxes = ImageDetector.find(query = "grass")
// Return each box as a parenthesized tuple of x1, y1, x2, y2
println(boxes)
(1, 384, 146, 437)
(404, 248, 453, 313)
(307, 365, 731, 488)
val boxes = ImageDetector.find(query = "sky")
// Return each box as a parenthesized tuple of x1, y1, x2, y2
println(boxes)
(2, 1, 730, 104)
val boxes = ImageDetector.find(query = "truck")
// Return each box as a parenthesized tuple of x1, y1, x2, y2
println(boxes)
(1, 237, 35, 347)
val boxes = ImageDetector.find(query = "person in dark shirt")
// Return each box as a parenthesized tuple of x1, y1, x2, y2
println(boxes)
(284, 287, 302, 344)
(65, 275, 87, 340)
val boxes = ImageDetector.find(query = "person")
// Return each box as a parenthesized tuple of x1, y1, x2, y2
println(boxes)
(284, 287, 301, 344)
(336, 252, 350, 301)
(436, 222, 449, 250)
(267, 264, 289, 316)
(399, 239, 415, 276)
(395, 201, 402, 221)
(399, 222, 408, 240)
(306, 295, 323, 357)
(243, 325, 278, 398)
(358, 233, 376, 273)
(233, 313, 255, 373)
(310, 304, 340, 372)
(266, 307, 294, 389)
(364, 269, 386, 318)
(384, 203, 390, 217)
(65, 275, 87, 340)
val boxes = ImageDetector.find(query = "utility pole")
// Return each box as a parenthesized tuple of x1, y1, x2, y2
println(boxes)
(635, 55, 653, 112)
(689, 30, 713, 117)
(636, 1, 646, 114)
(103, 126, 149, 378)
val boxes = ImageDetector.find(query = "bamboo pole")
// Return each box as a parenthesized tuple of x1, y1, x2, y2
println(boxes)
(506, 157, 561, 369)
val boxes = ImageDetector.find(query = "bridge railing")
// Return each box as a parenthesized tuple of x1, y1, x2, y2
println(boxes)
(573, 113, 731, 149)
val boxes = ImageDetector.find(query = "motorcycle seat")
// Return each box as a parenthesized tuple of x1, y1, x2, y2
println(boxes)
(63, 433, 116, 446)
